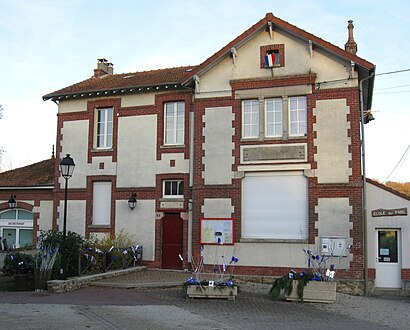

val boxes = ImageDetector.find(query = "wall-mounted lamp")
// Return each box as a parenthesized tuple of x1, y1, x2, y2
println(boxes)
(128, 193, 137, 210)
(8, 195, 16, 209)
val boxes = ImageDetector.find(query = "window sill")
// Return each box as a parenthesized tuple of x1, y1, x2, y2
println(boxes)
(89, 225, 111, 229)
(240, 238, 308, 243)
(92, 148, 113, 152)
(160, 144, 185, 149)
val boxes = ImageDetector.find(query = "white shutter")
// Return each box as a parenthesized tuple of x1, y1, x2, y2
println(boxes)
(93, 182, 112, 225)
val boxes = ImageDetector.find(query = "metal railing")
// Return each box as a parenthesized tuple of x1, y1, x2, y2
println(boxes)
(78, 245, 143, 276)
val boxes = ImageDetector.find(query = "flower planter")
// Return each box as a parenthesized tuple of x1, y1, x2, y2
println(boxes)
(186, 285, 237, 301)
(286, 280, 336, 303)
(14, 273, 29, 291)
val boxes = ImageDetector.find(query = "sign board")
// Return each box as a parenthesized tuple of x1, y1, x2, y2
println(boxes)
(371, 208, 407, 217)
(200, 218, 234, 245)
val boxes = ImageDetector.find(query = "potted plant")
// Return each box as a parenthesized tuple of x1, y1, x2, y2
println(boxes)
(2, 252, 35, 291)
(269, 248, 342, 303)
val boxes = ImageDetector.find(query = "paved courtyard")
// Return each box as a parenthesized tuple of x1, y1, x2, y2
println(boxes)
(0, 269, 409, 329)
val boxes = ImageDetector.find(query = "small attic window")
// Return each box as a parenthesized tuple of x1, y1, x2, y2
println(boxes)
(260, 44, 285, 68)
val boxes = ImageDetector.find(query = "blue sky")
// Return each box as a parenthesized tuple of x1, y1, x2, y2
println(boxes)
(0, 0, 409, 182)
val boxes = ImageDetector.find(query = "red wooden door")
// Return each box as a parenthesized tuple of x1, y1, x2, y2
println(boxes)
(162, 213, 183, 269)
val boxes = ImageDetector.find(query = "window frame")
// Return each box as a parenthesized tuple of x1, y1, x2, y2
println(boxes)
(164, 101, 185, 146)
(265, 98, 283, 137)
(242, 99, 260, 139)
(288, 96, 307, 137)
(96, 107, 114, 149)
(163, 180, 184, 198)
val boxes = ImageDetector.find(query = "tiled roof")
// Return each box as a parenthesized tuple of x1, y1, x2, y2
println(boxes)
(43, 65, 197, 101)
(0, 158, 55, 188)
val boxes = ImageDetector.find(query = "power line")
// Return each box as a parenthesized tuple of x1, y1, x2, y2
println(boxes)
(375, 90, 410, 95)
(376, 68, 410, 76)
(383, 144, 410, 183)
(376, 84, 410, 90)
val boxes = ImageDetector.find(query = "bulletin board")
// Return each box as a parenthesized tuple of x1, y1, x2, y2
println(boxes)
(200, 218, 234, 245)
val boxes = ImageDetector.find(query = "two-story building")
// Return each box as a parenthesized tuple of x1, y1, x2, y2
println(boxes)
(40, 13, 380, 286)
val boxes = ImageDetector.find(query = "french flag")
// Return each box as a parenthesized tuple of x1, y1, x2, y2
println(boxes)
(264, 53, 276, 67)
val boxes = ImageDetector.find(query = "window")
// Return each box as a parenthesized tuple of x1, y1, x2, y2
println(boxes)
(260, 44, 285, 68)
(165, 102, 185, 145)
(96, 107, 113, 149)
(242, 172, 308, 240)
(0, 210, 34, 248)
(242, 96, 307, 139)
(163, 180, 184, 198)
(242, 100, 259, 138)
(289, 96, 307, 136)
(265, 98, 283, 137)
(92, 182, 111, 225)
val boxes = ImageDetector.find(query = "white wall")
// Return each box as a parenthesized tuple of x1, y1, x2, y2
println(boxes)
(314, 99, 352, 183)
(115, 199, 156, 261)
(202, 107, 234, 185)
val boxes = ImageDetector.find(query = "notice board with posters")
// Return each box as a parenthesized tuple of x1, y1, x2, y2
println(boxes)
(200, 218, 234, 245)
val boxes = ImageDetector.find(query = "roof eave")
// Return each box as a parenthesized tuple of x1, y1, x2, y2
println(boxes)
(43, 81, 185, 102)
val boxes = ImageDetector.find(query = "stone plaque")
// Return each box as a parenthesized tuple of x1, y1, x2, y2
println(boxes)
(243, 144, 305, 162)
(160, 201, 184, 209)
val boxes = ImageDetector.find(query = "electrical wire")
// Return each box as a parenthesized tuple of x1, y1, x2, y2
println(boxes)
(375, 68, 410, 76)
(382, 144, 410, 183)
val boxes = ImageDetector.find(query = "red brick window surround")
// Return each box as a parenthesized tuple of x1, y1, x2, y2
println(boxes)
(87, 98, 121, 163)
(260, 44, 285, 68)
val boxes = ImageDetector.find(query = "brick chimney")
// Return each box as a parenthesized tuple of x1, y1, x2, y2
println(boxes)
(345, 20, 357, 55)
(94, 58, 114, 78)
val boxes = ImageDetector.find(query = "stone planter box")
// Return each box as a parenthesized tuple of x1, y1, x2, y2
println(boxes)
(286, 280, 336, 303)
(186, 285, 237, 300)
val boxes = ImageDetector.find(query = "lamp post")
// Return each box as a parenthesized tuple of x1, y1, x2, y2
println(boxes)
(59, 154, 75, 280)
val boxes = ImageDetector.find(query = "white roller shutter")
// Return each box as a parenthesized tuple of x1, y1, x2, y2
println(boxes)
(243, 172, 308, 239)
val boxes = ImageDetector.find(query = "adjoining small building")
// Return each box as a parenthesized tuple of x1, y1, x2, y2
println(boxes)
(366, 179, 410, 290)
(0, 158, 55, 249)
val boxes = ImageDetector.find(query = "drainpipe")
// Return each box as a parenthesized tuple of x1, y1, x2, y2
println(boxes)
(359, 72, 374, 295)
(188, 100, 195, 266)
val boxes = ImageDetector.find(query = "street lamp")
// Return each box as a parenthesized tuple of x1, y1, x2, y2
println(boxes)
(59, 154, 75, 280)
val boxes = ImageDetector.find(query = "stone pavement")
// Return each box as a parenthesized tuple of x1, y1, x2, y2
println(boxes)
(90, 268, 410, 329)
(1, 268, 409, 329)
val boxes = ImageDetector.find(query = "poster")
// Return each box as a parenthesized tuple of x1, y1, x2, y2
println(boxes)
(200, 218, 234, 245)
